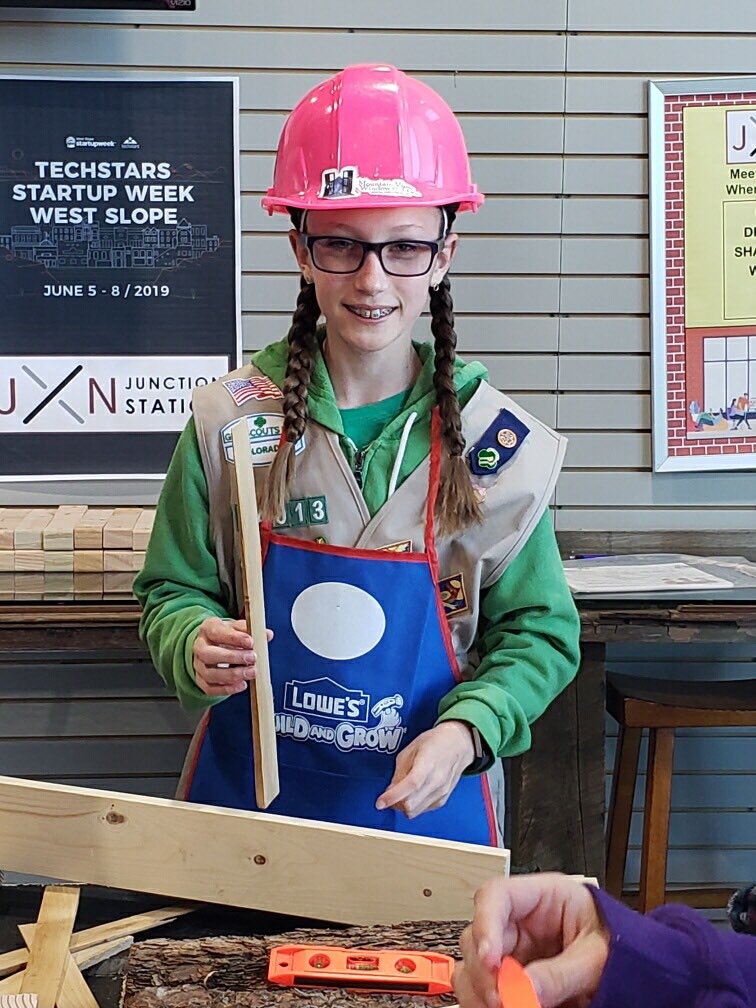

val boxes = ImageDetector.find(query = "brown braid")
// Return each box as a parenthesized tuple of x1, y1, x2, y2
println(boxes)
(259, 275, 321, 522)
(430, 274, 482, 537)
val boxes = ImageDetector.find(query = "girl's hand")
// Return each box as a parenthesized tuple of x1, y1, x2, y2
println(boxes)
(375, 720, 475, 818)
(192, 617, 273, 697)
(454, 873, 610, 1008)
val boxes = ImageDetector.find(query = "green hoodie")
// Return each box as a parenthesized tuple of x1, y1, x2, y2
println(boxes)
(134, 338, 580, 763)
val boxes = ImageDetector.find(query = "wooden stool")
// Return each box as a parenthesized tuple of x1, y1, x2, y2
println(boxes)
(605, 672, 756, 912)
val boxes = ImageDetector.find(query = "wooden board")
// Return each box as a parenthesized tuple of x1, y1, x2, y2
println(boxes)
(230, 420, 279, 809)
(73, 510, 114, 551)
(0, 938, 135, 996)
(19, 885, 79, 1008)
(42, 507, 89, 552)
(102, 510, 142, 550)
(0, 776, 509, 924)
(18, 927, 97, 1008)
(0, 511, 32, 551)
(44, 552, 73, 573)
(14, 512, 55, 551)
(72, 553, 103, 574)
(103, 551, 145, 573)
(13, 552, 45, 573)
(131, 510, 155, 552)
(0, 906, 194, 979)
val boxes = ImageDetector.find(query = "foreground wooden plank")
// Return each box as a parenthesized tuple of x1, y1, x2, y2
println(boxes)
(0, 777, 508, 924)
(0, 906, 193, 978)
(19, 886, 79, 1008)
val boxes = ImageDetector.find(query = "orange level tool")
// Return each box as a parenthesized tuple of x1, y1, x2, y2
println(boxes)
(268, 943, 455, 995)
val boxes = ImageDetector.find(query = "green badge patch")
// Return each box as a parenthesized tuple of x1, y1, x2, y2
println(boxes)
(274, 495, 329, 529)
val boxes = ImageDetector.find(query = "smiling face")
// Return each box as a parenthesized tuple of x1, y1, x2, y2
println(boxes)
(289, 206, 457, 359)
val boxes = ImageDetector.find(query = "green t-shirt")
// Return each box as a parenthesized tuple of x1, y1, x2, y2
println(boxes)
(339, 389, 411, 452)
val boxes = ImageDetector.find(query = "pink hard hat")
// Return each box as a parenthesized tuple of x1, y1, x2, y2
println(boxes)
(262, 64, 484, 216)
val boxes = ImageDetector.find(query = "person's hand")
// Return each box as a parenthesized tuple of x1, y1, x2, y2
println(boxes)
(192, 617, 273, 697)
(375, 721, 475, 818)
(454, 874, 610, 1008)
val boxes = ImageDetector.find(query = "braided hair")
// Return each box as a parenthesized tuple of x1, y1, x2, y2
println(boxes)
(429, 209, 482, 537)
(258, 232, 321, 522)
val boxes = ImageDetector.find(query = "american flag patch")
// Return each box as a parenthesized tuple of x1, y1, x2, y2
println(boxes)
(222, 376, 282, 406)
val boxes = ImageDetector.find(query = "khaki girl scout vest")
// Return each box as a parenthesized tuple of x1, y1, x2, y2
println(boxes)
(191, 364, 567, 843)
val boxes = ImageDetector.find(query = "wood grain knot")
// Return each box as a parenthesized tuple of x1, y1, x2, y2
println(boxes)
(422, 889, 432, 897)
(254, 855, 266, 865)
(106, 811, 126, 824)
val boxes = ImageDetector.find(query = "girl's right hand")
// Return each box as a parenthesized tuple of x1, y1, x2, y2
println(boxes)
(192, 617, 273, 697)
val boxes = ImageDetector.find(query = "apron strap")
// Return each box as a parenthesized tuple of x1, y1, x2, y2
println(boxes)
(424, 407, 442, 564)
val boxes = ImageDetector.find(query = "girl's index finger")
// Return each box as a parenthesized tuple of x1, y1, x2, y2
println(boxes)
(209, 620, 253, 649)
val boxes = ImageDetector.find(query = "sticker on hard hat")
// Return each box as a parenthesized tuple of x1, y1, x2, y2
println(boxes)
(320, 167, 422, 200)
(467, 408, 530, 478)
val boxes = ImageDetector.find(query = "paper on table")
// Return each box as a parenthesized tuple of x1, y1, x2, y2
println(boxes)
(564, 562, 733, 594)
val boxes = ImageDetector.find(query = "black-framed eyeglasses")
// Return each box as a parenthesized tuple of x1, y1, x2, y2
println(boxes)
(304, 235, 443, 277)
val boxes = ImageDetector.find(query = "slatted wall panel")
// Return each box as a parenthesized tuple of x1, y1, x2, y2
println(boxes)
(0, 649, 195, 799)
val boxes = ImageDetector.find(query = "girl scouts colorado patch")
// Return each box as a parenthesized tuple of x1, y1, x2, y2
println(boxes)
(438, 573, 468, 618)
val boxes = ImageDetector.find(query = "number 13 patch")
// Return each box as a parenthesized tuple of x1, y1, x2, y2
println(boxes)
(274, 495, 329, 529)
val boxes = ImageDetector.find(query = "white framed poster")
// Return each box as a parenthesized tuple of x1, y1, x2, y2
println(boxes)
(649, 77, 756, 472)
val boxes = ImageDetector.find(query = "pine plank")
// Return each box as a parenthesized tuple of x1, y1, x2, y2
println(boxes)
(0, 511, 32, 551)
(19, 928, 98, 1008)
(0, 776, 508, 924)
(131, 510, 155, 551)
(13, 512, 55, 551)
(0, 937, 135, 995)
(231, 420, 279, 809)
(0, 906, 193, 979)
(0, 553, 13, 573)
(73, 553, 103, 574)
(103, 551, 146, 573)
(42, 507, 89, 552)
(19, 885, 79, 1008)
(103, 572, 135, 593)
(43, 552, 74, 573)
(102, 510, 142, 549)
(73, 510, 114, 550)
(71, 573, 104, 594)
(13, 552, 44, 573)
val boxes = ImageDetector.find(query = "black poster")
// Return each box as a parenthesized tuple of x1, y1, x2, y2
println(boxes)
(0, 75, 240, 479)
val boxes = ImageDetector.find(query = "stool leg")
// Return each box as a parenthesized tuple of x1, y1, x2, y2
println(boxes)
(606, 725, 642, 898)
(638, 727, 675, 912)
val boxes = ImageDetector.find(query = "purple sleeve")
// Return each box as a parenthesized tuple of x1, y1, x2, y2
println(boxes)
(588, 887, 756, 1008)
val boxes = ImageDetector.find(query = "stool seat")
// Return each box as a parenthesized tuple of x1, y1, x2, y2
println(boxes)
(606, 672, 756, 911)
(607, 673, 756, 728)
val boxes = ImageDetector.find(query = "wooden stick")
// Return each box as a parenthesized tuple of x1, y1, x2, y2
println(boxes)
(0, 937, 133, 996)
(0, 776, 508, 924)
(0, 906, 193, 978)
(19, 927, 98, 1008)
(230, 420, 279, 809)
(19, 886, 79, 1008)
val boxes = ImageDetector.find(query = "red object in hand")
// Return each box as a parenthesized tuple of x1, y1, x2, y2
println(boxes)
(497, 957, 541, 1008)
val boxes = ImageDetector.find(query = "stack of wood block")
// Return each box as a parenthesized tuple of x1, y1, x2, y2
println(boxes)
(0, 507, 155, 590)
(0, 885, 194, 1008)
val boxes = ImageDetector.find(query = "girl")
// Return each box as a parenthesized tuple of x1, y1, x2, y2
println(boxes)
(134, 64, 580, 847)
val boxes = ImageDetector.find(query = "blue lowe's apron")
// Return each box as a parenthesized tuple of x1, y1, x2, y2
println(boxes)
(183, 410, 496, 845)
